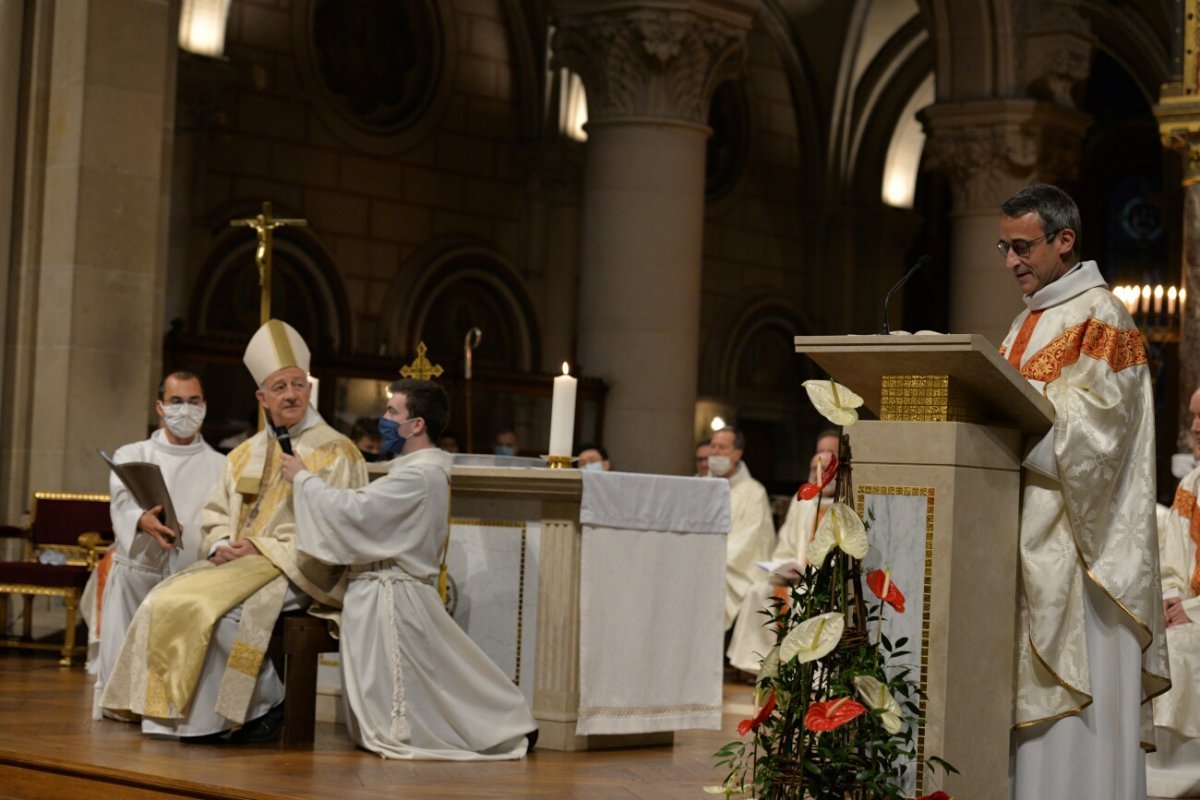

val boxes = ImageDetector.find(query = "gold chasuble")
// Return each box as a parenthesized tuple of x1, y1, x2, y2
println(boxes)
(101, 413, 367, 722)
(999, 261, 1170, 748)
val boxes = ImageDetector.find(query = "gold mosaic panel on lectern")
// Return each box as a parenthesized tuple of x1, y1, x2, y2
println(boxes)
(879, 375, 984, 424)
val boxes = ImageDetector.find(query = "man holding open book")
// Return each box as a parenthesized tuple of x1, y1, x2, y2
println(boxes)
(91, 371, 226, 718)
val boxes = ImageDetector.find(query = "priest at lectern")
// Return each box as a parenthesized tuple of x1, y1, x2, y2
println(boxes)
(996, 184, 1169, 799)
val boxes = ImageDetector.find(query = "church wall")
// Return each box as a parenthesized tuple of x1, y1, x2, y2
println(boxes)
(171, 0, 533, 363)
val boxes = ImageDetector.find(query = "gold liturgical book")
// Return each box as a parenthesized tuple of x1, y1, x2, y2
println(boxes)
(99, 451, 182, 543)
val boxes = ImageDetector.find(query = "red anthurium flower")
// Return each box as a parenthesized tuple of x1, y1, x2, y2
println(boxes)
(803, 696, 867, 732)
(867, 568, 906, 613)
(915, 792, 952, 800)
(798, 454, 839, 500)
(737, 691, 777, 736)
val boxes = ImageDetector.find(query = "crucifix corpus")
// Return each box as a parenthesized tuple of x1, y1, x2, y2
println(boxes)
(230, 201, 307, 324)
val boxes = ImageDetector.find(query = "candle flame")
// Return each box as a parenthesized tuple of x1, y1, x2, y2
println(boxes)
(1155, 285, 1164, 299)
(561, 361, 570, 376)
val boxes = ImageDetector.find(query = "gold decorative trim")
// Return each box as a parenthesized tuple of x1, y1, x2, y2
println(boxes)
(229, 641, 266, 677)
(449, 518, 530, 685)
(32, 491, 110, 502)
(0, 584, 80, 599)
(856, 484, 935, 792)
(879, 375, 983, 424)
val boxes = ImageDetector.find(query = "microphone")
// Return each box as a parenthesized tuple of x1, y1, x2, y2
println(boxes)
(274, 425, 293, 455)
(880, 255, 932, 335)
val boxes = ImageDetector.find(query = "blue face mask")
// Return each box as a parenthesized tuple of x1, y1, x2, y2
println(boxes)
(494, 444, 515, 457)
(379, 417, 416, 455)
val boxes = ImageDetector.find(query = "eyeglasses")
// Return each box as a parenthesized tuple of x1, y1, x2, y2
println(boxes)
(265, 378, 309, 396)
(996, 231, 1058, 258)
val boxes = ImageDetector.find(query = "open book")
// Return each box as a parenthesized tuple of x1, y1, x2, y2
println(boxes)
(99, 450, 181, 543)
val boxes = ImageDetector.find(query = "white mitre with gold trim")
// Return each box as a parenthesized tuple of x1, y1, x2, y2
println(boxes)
(243, 319, 310, 386)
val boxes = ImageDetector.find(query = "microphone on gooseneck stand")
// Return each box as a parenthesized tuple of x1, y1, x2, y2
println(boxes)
(880, 255, 932, 335)
(274, 425, 293, 455)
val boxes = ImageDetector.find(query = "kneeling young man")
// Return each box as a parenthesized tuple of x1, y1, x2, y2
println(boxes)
(281, 378, 537, 759)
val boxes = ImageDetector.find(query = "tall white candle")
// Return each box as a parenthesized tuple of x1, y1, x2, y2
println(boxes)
(1154, 284, 1164, 313)
(1169, 286, 1178, 316)
(549, 361, 577, 457)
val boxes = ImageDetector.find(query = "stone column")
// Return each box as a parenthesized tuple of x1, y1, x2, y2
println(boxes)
(1158, 104, 1200, 448)
(1, 0, 178, 518)
(920, 100, 1090, 346)
(552, 0, 756, 475)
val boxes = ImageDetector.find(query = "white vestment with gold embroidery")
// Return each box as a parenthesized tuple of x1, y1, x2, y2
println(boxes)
(292, 447, 535, 760)
(999, 261, 1169, 799)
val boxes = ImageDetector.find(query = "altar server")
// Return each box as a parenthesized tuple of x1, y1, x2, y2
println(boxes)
(91, 372, 226, 717)
(282, 377, 537, 760)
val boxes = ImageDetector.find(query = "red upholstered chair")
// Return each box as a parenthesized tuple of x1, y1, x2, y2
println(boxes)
(0, 492, 112, 665)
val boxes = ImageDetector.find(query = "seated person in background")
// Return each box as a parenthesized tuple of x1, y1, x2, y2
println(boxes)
(726, 450, 836, 674)
(708, 427, 775, 636)
(439, 429, 461, 453)
(1147, 386, 1200, 797)
(575, 443, 611, 471)
(350, 417, 382, 462)
(282, 378, 537, 759)
(494, 428, 520, 456)
(91, 372, 226, 717)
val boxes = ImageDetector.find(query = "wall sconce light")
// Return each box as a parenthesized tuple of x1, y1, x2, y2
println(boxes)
(179, 0, 232, 57)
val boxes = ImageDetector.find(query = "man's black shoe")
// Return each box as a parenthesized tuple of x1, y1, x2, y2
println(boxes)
(229, 703, 284, 744)
(525, 728, 538, 753)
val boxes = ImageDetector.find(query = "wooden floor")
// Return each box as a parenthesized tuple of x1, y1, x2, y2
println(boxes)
(0, 650, 756, 800)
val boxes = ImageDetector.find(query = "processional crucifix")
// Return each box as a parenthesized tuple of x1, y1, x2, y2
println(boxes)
(230, 201, 307, 324)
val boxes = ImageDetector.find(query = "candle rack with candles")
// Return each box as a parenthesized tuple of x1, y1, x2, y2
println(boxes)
(1113, 284, 1183, 343)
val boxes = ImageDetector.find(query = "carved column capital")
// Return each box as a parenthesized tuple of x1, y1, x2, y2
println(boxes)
(1156, 97, 1200, 186)
(550, 1, 756, 127)
(919, 100, 1091, 210)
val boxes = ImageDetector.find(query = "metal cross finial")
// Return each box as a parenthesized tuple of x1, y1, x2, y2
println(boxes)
(400, 342, 444, 381)
(230, 201, 307, 324)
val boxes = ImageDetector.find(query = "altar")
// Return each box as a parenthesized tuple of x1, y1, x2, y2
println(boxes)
(316, 460, 730, 752)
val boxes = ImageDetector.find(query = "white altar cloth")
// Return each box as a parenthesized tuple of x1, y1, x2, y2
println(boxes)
(576, 471, 729, 736)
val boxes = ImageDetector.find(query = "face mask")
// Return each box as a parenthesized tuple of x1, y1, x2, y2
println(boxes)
(494, 444, 515, 457)
(582, 461, 605, 472)
(379, 417, 414, 455)
(708, 455, 732, 477)
(162, 403, 205, 439)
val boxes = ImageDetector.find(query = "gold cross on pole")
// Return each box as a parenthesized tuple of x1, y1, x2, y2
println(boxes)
(230, 201, 307, 325)
(400, 342, 444, 380)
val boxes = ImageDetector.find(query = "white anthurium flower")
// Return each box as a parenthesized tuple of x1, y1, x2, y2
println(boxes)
(808, 503, 869, 568)
(803, 378, 863, 427)
(756, 645, 781, 688)
(702, 785, 746, 795)
(780, 611, 845, 664)
(853, 674, 903, 734)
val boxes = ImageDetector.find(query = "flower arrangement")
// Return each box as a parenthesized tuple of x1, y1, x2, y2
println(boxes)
(710, 380, 955, 800)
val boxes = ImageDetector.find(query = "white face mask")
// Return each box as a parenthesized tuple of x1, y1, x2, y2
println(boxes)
(708, 455, 732, 477)
(161, 403, 206, 439)
(582, 461, 605, 472)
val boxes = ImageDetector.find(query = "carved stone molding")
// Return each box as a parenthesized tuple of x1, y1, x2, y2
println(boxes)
(1157, 96, 1200, 186)
(1022, 5, 1093, 108)
(919, 100, 1091, 210)
(550, 1, 756, 127)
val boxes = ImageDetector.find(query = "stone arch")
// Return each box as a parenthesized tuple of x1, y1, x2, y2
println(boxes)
(383, 237, 540, 375)
(189, 211, 353, 353)
(699, 292, 826, 490)
(845, 18, 934, 203)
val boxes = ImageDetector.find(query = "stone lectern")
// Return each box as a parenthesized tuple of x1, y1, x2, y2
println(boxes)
(795, 334, 1054, 800)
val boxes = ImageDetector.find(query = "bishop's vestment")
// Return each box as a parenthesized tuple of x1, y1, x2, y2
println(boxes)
(292, 447, 536, 759)
(999, 260, 1169, 799)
